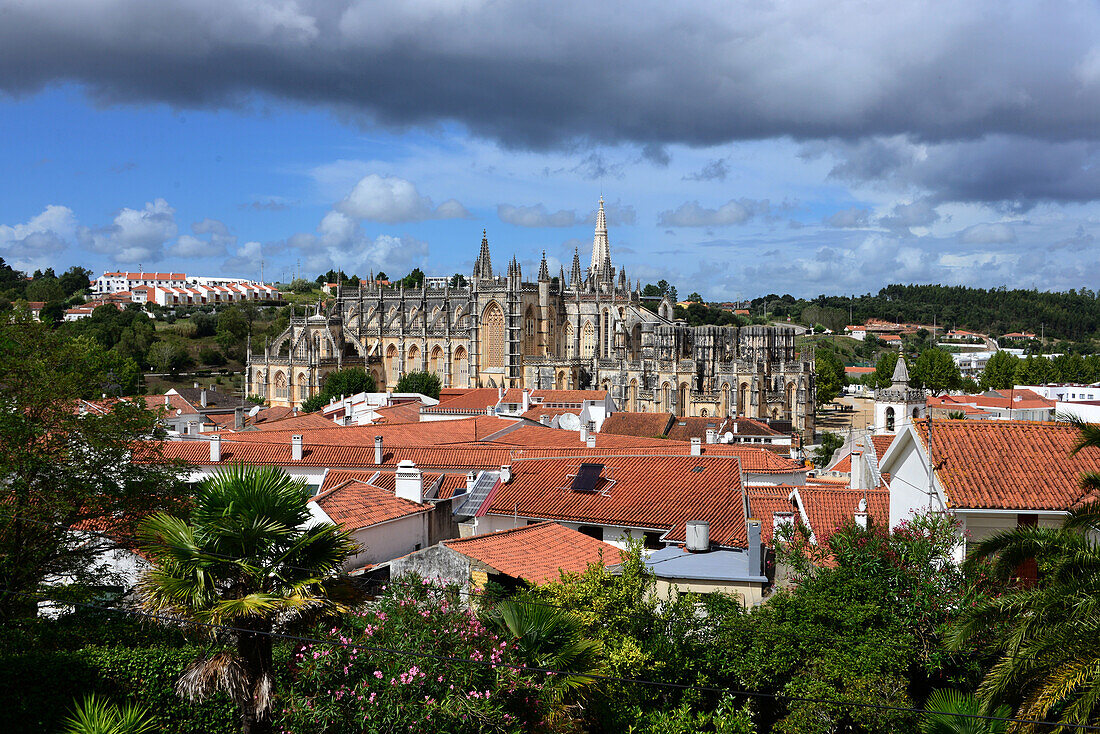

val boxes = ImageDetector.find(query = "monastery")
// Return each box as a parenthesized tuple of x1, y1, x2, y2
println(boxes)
(247, 198, 816, 437)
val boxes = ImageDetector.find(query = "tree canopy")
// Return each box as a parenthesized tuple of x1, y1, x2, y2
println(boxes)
(395, 371, 442, 400)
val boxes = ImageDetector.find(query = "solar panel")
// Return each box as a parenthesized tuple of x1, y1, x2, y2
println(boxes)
(570, 463, 604, 493)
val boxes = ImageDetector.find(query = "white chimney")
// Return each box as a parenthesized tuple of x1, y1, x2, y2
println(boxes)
(586, 435, 596, 448)
(374, 435, 384, 465)
(850, 447, 865, 490)
(486, 406, 494, 416)
(163, 394, 169, 407)
(539, 415, 551, 426)
(855, 497, 869, 529)
(395, 460, 423, 503)
(685, 520, 710, 552)
(580, 424, 589, 442)
(522, 388, 531, 413)
(200, 389, 208, 408)
(499, 464, 512, 483)
(209, 434, 221, 462)
(690, 437, 702, 456)
(291, 434, 303, 461)
(732, 421, 739, 434)
(465, 470, 477, 495)
(498, 384, 504, 401)
(193, 381, 199, 389)
(705, 428, 717, 444)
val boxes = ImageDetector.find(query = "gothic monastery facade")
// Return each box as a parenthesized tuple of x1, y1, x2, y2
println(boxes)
(247, 199, 816, 436)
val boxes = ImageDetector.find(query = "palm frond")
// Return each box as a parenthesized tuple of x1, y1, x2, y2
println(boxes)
(177, 650, 249, 706)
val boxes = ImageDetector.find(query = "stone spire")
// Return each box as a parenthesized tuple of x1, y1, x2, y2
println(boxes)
(570, 246, 583, 288)
(590, 196, 611, 277)
(891, 356, 911, 387)
(538, 251, 550, 281)
(475, 229, 492, 279)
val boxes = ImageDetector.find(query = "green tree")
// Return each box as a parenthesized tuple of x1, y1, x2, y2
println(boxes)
(25, 277, 65, 303)
(814, 348, 846, 406)
(397, 268, 425, 289)
(979, 351, 1020, 391)
(216, 305, 251, 361)
(138, 465, 356, 734)
(300, 368, 377, 413)
(449, 273, 468, 288)
(686, 292, 704, 303)
(288, 278, 314, 294)
(58, 266, 94, 298)
(869, 351, 899, 389)
(812, 431, 844, 468)
(146, 341, 189, 374)
(38, 300, 67, 323)
(0, 315, 188, 618)
(911, 348, 962, 395)
(395, 370, 441, 399)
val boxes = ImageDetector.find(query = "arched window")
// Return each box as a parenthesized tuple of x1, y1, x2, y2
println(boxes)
(547, 309, 556, 355)
(581, 321, 596, 358)
(274, 371, 288, 399)
(481, 302, 506, 368)
(886, 406, 896, 432)
(678, 382, 689, 416)
(785, 382, 795, 416)
(452, 346, 469, 387)
(722, 383, 731, 418)
(430, 346, 443, 375)
(912, 406, 921, 420)
(738, 383, 749, 416)
(563, 322, 575, 359)
(523, 306, 537, 356)
(556, 370, 566, 390)
(602, 309, 611, 358)
(386, 344, 398, 379)
(629, 379, 638, 411)
(296, 371, 310, 401)
(407, 344, 421, 372)
(662, 382, 672, 412)
(700, 408, 708, 417)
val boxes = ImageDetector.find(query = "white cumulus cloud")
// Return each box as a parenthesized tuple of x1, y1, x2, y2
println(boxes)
(0, 205, 76, 271)
(337, 174, 469, 223)
(78, 198, 177, 264)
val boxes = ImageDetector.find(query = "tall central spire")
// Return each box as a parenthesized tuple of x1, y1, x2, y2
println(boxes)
(590, 196, 611, 276)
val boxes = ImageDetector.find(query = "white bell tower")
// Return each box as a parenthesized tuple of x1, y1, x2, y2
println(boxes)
(873, 356, 926, 434)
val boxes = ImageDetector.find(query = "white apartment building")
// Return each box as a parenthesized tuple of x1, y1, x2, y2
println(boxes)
(94, 271, 188, 294)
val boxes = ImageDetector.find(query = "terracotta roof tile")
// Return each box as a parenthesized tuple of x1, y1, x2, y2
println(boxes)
(796, 486, 890, 542)
(444, 522, 622, 584)
(480, 455, 750, 547)
(311, 479, 431, 530)
(422, 388, 501, 414)
(598, 412, 676, 438)
(913, 419, 1100, 510)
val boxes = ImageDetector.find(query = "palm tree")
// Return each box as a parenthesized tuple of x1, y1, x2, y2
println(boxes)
(138, 464, 356, 734)
(486, 599, 602, 717)
(949, 421, 1100, 731)
(921, 689, 1009, 734)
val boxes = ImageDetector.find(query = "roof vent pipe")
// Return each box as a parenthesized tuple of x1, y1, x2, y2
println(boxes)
(200, 389, 208, 408)
(705, 428, 717, 444)
(539, 415, 551, 426)
(374, 436, 383, 465)
(209, 434, 221, 462)
(522, 388, 531, 413)
(465, 470, 477, 495)
(690, 437, 702, 456)
(685, 520, 709, 552)
(395, 460, 423, 503)
(291, 434, 303, 461)
(586, 435, 596, 448)
(580, 424, 589, 443)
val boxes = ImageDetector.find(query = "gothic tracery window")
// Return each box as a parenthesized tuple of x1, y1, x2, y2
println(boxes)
(481, 301, 506, 369)
(581, 321, 596, 358)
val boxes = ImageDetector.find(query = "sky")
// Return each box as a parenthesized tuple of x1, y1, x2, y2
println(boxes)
(2, 0, 1100, 300)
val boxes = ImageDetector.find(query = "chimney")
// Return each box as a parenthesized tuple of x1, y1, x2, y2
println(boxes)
(850, 446, 865, 489)
(200, 389, 208, 408)
(291, 434, 303, 461)
(163, 394, 169, 407)
(498, 384, 504, 401)
(747, 518, 763, 577)
(465, 470, 477, 495)
(586, 435, 596, 448)
(374, 435, 384, 465)
(499, 464, 512, 483)
(685, 520, 710, 552)
(486, 406, 495, 415)
(522, 388, 531, 413)
(209, 434, 221, 462)
(395, 460, 423, 503)
(855, 497, 869, 529)
(732, 421, 739, 434)
(539, 415, 551, 426)
(705, 428, 717, 444)
(234, 406, 244, 430)
(580, 424, 589, 442)
(193, 381, 199, 389)
(690, 437, 702, 456)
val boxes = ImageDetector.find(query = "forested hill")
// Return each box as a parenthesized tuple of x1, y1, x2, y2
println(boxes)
(755, 284, 1100, 340)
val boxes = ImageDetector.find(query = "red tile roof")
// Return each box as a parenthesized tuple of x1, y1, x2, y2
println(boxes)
(598, 412, 676, 438)
(519, 406, 582, 422)
(368, 402, 424, 424)
(480, 455, 751, 547)
(422, 388, 501, 414)
(913, 419, 1100, 510)
(500, 389, 607, 405)
(444, 522, 622, 584)
(311, 479, 431, 530)
(795, 486, 890, 541)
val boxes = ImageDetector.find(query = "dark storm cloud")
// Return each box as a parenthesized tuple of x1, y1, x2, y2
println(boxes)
(5, 0, 1100, 151)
